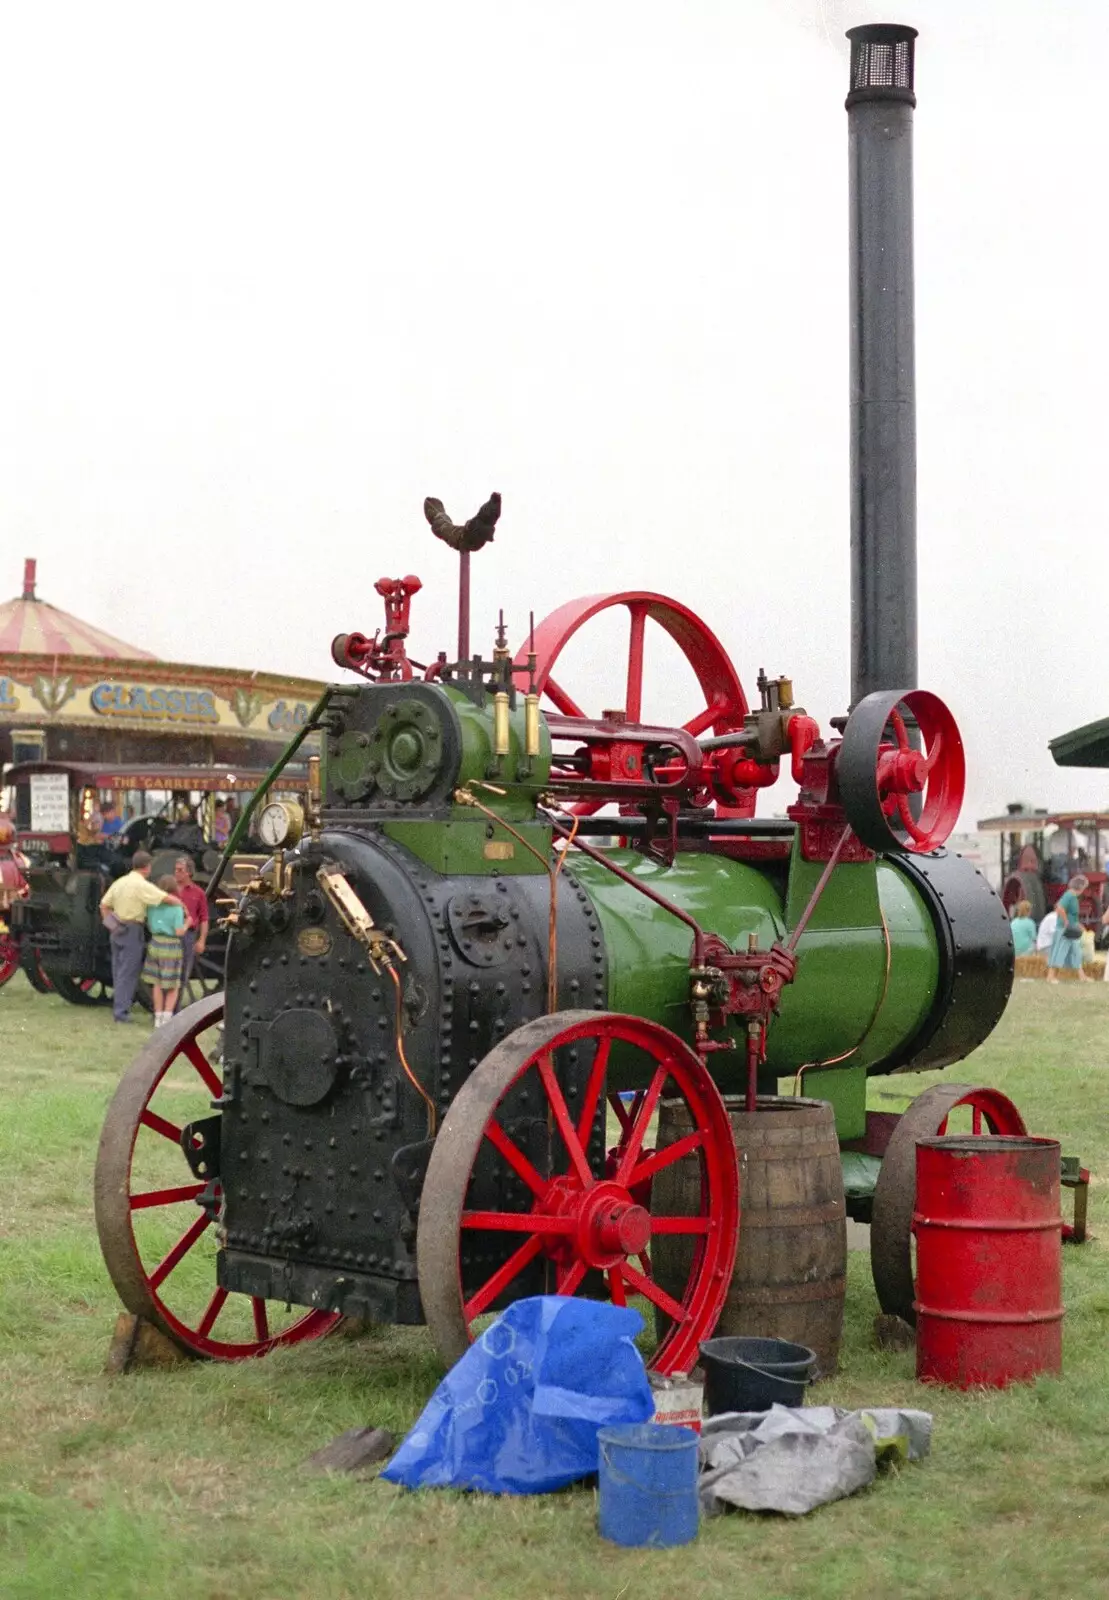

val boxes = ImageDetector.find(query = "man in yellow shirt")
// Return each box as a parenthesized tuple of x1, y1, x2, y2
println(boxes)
(100, 850, 184, 1023)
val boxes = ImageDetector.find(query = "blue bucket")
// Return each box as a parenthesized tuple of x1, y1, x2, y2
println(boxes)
(597, 1423, 700, 1548)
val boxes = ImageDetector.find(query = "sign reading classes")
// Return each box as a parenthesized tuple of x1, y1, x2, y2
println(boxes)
(90, 683, 219, 722)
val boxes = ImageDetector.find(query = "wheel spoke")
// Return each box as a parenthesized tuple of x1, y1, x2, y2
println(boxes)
(557, 1258, 588, 1296)
(648, 1216, 711, 1235)
(197, 1286, 229, 1337)
(576, 1037, 612, 1148)
(921, 732, 943, 774)
(625, 605, 647, 723)
(148, 1213, 211, 1290)
(626, 1129, 704, 1189)
(896, 794, 928, 842)
(544, 676, 586, 719)
(464, 1235, 545, 1321)
(461, 1210, 576, 1233)
(890, 707, 911, 752)
(972, 1105, 983, 1135)
(484, 1120, 549, 1199)
(621, 1260, 688, 1323)
(614, 1067, 668, 1184)
(251, 1298, 270, 1342)
(536, 1053, 593, 1187)
(182, 1038, 222, 1098)
(140, 1108, 183, 1144)
(609, 1090, 643, 1138)
(637, 1250, 652, 1278)
(608, 1265, 628, 1307)
(684, 699, 729, 739)
(130, 1182, 206, 1211)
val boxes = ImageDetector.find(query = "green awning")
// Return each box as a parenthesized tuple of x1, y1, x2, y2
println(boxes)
(1050, 717, 1109, 769)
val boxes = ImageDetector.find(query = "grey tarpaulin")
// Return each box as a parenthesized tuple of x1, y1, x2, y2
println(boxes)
(699, 1405, 932, 1516)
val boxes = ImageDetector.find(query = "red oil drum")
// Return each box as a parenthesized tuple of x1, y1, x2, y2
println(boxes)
(913, 1135, 1063, 1389)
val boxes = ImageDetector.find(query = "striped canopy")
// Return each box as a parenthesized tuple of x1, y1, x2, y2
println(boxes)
(0, 593, 153, 660)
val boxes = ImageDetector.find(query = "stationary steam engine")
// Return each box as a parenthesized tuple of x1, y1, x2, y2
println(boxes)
(94, 500, 1012, 1373)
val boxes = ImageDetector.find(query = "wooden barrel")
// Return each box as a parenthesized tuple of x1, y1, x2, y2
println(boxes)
(653, 1095, 847, 1376)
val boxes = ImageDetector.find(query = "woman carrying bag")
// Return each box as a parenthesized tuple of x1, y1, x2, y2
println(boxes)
(1047, 874, 1091, 983)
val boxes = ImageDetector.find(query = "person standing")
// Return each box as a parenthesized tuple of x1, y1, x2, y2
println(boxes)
(212, 798, 231, 847)
(173, 855, 209, 994)
(1010, 899, 1038, 956)
(142, 876, 186, 1025)
(1047, 874, 1091, 983)
(99, 850, 183, 1022)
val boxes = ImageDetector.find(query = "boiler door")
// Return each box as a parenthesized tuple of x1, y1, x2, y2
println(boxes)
(262, 1008, 339, 1107)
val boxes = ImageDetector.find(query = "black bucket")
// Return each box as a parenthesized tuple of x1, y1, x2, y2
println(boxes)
(699, 1337, 817, 1414)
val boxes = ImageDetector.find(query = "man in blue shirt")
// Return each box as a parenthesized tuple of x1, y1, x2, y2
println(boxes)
(100, 801, 124, 841)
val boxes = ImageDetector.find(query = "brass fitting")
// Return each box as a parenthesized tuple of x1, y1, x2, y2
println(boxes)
(524, 692, 540, 759)
(307, 754, 322, 841)
(493, 690, 511, 758)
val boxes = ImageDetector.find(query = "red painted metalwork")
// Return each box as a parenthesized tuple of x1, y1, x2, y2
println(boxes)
(332, 575, 422, 682)
(870, 1084, 1028, 1325)
(0, 931, 17, 989)
(914, 1135, 1064, 1388)
(516, 592, 755, 817)
(415, 1011, 739, 1375)
(94, 997, 341, 1359)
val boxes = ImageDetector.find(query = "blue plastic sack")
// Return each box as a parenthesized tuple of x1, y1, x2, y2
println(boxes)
(381, 1296, 655, 1494)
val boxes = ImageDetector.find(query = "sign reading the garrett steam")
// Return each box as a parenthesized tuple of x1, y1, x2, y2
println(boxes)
(29, 772, 70, 833)
(91, 684, 219, 722)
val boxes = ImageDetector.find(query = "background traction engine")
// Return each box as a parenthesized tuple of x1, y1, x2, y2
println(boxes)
(94, 526, 1014, 1370)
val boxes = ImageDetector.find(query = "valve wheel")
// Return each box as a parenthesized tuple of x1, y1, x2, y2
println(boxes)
(870, 1083, 1027, 1325)
(515, 592, 753, 817)
(838, 689, 965, 854)
(417, 1010, 739, 1375)
(95, 994, 340, 1359)
(0, 931, 17, 989)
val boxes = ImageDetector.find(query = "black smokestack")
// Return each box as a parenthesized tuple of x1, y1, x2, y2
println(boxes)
(846, 23, 917, 705)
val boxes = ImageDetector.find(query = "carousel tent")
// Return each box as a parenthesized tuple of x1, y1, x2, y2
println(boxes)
(1, 558, 324, 770)
(0, 561, 154, 659)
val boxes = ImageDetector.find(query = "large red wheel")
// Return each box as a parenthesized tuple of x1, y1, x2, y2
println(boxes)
(0, 930, 17, 989)
(870, 1083, 1027, 1325)
(416, 1010, 739, 1375)
(515, 592, 753, 816)
(95, 994, 340, 1359)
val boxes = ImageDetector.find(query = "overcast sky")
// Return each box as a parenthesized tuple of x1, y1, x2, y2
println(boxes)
(0, 1, 1099, 825)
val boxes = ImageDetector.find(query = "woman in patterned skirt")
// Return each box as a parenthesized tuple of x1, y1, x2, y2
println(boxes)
(142, 875, 187, 1024)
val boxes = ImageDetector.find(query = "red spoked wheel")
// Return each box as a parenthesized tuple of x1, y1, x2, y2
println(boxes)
(54, 975, 113, 1006)
(837, 689, 965, 854)
(416, 1010, 739, 1375)
(870, 1083, 1027, 1325)
(0, 930, 17, 989)
(515, 592, 752, 817)
(94, 994, 341, 1358)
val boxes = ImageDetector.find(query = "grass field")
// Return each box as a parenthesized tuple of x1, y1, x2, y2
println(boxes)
(2, 971, 1108, 1600)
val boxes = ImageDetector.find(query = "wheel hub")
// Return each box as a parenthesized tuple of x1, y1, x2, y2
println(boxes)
(540, 1177, 652, 1270)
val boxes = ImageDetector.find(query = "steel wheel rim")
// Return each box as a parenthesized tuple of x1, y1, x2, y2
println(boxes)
(417, 1009, 738, 1375)
(94, 993, 340, 1358)
(870, 1083, 1027, 1325)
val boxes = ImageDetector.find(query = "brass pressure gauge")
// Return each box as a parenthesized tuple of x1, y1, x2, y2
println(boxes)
(256, 799, 305, 850)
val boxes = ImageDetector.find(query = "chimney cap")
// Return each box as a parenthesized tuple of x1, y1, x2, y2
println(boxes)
(22, 558, 37, 601)
(846, 23, 917, 110)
